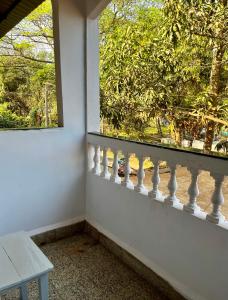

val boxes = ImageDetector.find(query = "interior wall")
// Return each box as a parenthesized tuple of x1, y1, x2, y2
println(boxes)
(86, 174, 228, 300)
(0, 0, 86, 235)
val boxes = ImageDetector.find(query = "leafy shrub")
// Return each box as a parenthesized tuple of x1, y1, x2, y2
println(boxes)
(0, 103, 29, 128)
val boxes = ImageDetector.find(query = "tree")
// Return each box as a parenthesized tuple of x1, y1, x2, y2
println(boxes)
(100, 0, 228, 152)
(0, 0, 54, 65)
(164, 0, 228, 151)
(100, 1, 204, 142)
(0, 0, 57, 129)
(100, 1, 166, 136)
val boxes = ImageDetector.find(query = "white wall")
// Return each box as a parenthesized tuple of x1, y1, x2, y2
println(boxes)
(86, 174, 228, 300)
(0, 0, 86, 235)
(86, 17, 100, 133)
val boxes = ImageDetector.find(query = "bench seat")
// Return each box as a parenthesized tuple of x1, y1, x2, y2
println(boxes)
(0, 231, 53, 299)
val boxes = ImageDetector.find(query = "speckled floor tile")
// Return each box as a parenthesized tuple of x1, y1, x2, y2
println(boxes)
(1, 233, 168, 300)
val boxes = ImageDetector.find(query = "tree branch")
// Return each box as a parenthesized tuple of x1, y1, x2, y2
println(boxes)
(0, 54, 54, 64)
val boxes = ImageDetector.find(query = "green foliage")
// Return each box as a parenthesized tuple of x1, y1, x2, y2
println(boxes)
(0, 103, 29, 128)
(100, 2, 164, 132)
(100, 0, 228, 151)
(164, 0, 228, 150)
(164, 0, 228, 44)
(0, 0, 57, 129)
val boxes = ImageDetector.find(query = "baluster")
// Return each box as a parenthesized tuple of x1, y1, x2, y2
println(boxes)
(135, 156, 147, 194)
(206, 173, 225, 224)
(148, 159, 164, 201)
(184, 168, 200, 214)
(165, 163, 179, 205)
(122, 153, 134, 189)
(87, 143, 95, 171)
(101, 147, 111, 180)
(110, 150, 121, 184)
(92, 145, 101, 175)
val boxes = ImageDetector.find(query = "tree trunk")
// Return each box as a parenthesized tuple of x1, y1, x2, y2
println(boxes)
(100, 118, 104, 134)
(174, 127, 183, 146)
(204, 121, 216, 152)
(170, 120, 183, 146)
(204, 40, 225, 152)
(44, 85, 49, 127)
(156, 117, 163, 137)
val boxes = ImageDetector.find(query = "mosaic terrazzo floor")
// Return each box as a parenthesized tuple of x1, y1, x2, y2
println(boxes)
(1, 233, 169, 300)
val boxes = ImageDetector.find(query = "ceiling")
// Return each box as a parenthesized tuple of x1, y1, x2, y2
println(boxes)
(0, 0, 44, 38)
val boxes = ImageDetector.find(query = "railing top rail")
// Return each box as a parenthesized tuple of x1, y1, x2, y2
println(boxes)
(87, 132, 228, 175)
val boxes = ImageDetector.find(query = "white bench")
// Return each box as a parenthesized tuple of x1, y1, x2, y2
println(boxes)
(0, 231, 53, 300)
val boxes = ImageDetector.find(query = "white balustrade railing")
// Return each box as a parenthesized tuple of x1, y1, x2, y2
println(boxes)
(110, 149, 121, 184)
(148, 159, 164, 201)
(92, 145, 101, 176)
(184, 167, 200, 214)
(122, 152, 134, 189)
(135, 155, 147, 195)
(101, 146, 111, 180)
(164, 162, 180, 206)
(87, 133, 228, 226)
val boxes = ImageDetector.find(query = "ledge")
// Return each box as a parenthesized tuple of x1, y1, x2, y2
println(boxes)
(88, 132, 228, 161)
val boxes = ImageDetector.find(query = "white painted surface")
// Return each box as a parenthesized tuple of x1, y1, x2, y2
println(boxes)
(0, 232, 53, 281)
(192, 140, 204, 150)
(87, 134, 228, 300)
(86, 17, 100, 133)
(86, 174, 228, 300)
(87, 134, 228, 224)
(0, 0, 86, 235)
(87, 134, 228, 176)
(161, 137, 174, 144)
(0, 247, 20, 291)
(0, 232, 53, 292)
(28, 215, 85, 237)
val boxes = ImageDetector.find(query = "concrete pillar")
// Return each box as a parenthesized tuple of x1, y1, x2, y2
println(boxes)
(52, 0, 86, 130)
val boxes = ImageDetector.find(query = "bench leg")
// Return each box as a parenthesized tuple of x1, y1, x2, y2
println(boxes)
(39, 274, 49, 300)
(20, 283, 28, 300)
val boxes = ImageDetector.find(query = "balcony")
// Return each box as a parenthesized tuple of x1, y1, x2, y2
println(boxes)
(0, 0, 227, 300)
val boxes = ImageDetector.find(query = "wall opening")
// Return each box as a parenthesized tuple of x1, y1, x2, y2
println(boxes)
(0, 0, 62, 130)
(99, 0, 228, 158)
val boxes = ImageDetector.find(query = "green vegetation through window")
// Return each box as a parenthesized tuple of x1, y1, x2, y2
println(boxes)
(99, 0, 228, 157)
(0, 0, 59, 130)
